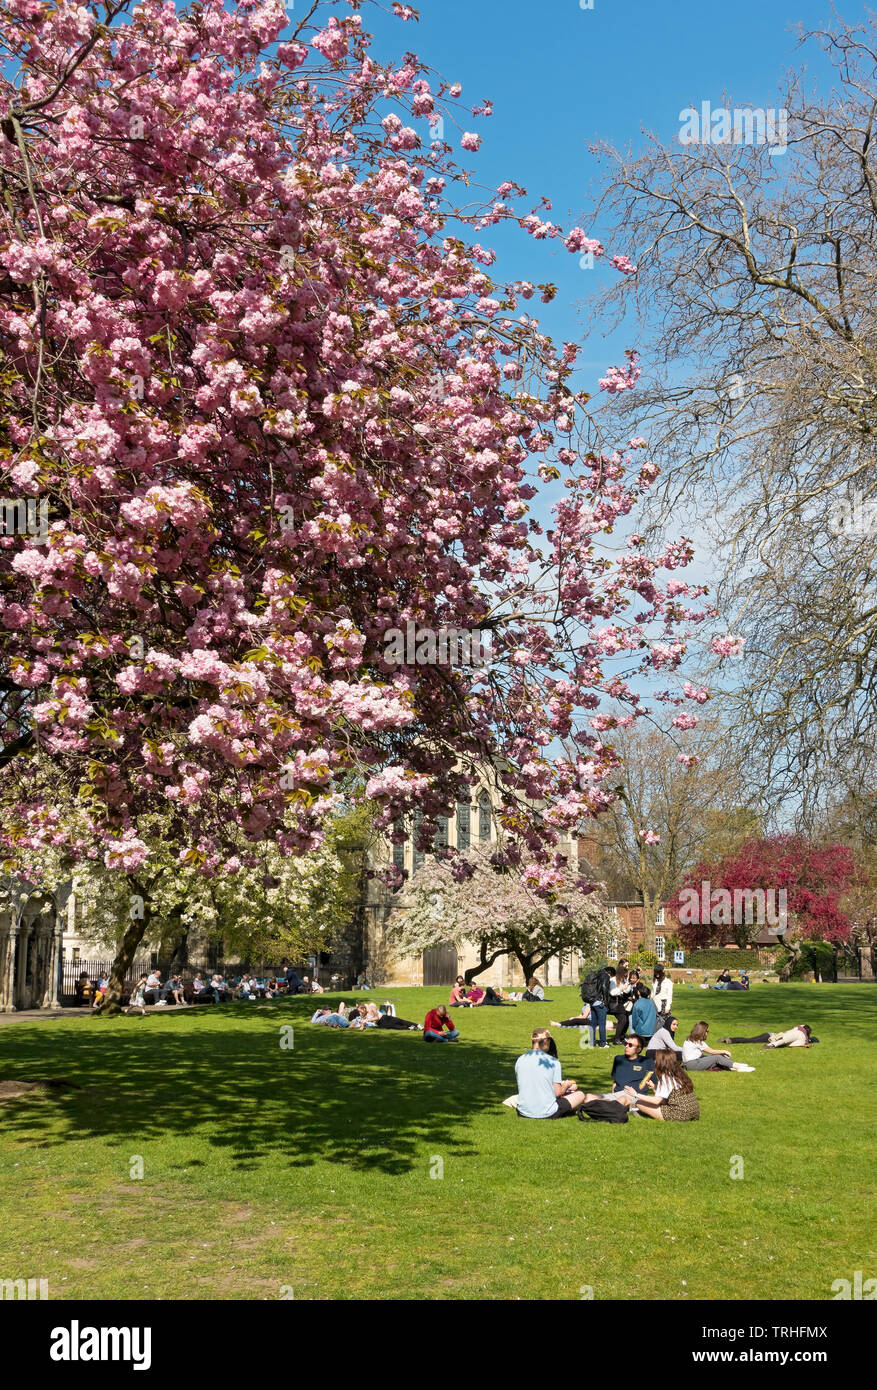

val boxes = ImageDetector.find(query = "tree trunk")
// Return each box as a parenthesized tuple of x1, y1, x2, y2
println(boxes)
(778, 937, 801, 982)
(463, 940, 506, 985)
(512, 947, 554, 987)
(99, 881, 151, 1016)
(165, 907, 190, 974)
(641, 888, 656, 953)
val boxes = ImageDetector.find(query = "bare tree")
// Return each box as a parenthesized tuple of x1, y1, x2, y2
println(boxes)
(588, 715, 750, 949)
(591, 17, 877, 819)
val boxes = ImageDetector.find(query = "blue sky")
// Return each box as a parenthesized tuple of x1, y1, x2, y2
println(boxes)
(356, 0, 855, 609)
(362, 0, 846, 369)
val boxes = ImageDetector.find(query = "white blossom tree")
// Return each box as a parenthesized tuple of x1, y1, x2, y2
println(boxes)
(390, 846, 615, 984)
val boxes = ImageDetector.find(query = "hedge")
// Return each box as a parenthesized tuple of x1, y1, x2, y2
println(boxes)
(681, 948, 778, 969)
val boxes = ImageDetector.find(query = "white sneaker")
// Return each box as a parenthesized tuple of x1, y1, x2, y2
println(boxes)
(732, 1063, 755, 1072)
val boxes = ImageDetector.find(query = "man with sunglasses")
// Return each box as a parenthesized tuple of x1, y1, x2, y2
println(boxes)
(607, 1036, 654, 1099)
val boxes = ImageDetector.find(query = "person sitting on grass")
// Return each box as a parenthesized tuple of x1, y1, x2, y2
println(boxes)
(713, 968, 733, 990)
(449, 976, 473, 1007)
(718, 1024, 814, 1048)
(608, 1036, 654, 1097)
(465, 983, 486, 1005)
(645, 1017, 682, 1056)
(423, 1005, 460, 1042)
(521, 976, 545, 1002)
(124, 977, 149, 1016)
(514, 1028, 587, 1118)
(625, 1050, 701, 1122)
(630, 982, 658, 1047)
(311, 1005, 350, 1028)
(682, 1021, 755, 1072)
(725, 972, 750, 990)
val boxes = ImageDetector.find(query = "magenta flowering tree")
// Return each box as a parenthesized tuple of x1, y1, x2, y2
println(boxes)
(1, 0, 710, 939)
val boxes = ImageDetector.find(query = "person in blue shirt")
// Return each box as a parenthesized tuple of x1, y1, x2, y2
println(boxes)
(630, 983, 658, 1045)
(514, 1028, 588, 1118)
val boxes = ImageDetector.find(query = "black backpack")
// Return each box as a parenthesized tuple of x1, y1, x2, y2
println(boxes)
(581, 969, 605, 1005)
(578, 1099, 629, 1124)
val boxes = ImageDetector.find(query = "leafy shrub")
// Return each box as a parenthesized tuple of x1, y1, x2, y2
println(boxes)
(578, 953, 608, 983)
(685, 948, 767, 969)
(628, 949, 658, 972)
(775, 940, 836, 979)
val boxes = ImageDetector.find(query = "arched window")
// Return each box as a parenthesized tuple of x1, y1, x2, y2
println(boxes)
(456, 800, 471, 850)
(412, 810, 424, 873)
(436, 815, 448, 848)
(478, 792, 492, 843)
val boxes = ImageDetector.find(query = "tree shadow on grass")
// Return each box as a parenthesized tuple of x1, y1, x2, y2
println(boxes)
(0, 997, 519, 1176)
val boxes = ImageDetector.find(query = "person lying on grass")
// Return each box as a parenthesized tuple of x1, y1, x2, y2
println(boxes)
(312, 1005, 350, 1028)
(349, 1001, 381, 1029)
(549, 1003, 593, 1029)
(624, 1051, 701, 1122)
(718, 1024, 814, 1048)
(682, 1021, 755, 1072)
(423, 1005, 460, 1042)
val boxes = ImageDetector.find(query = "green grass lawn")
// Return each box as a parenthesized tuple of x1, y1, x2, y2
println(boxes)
(0, 983, 874, 1301)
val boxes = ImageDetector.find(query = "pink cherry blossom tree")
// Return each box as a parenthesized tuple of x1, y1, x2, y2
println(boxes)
(1, 0, 710, 961)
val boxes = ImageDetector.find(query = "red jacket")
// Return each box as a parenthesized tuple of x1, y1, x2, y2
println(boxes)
(424, 1008, 453, 1033)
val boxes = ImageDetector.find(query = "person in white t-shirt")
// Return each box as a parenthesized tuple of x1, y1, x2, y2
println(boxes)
(682, 1021, 754, 1071)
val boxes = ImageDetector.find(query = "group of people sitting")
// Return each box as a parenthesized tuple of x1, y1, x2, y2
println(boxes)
(507, 957, 817, 1123)
(512, 1028, 703, 1123)
(448, 976, 517, 1007)
(123, 969, 288, 1012)
(311, 1001, 461, 1042)
(95, 964, 338, 1013)
(712, 968, 750, 990)
(447, 974, 551, 1005)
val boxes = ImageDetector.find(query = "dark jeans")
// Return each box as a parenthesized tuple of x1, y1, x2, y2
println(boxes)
(725, 1033, 771, 1044)
(144, 989, 161, 1006)
(376, 1014, 418, 1030)
(608, 1005, 628, 1042)
(590, 1003, 607, 1045)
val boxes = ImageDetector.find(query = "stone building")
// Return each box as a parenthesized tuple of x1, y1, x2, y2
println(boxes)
(0, 878, 73, 1012)
(363, 783, 598, 989)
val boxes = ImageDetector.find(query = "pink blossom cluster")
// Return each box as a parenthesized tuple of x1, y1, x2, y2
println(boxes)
(0, 0, 710, 882)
